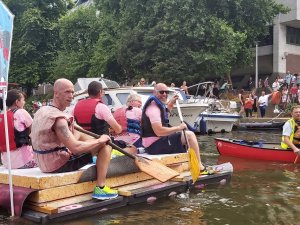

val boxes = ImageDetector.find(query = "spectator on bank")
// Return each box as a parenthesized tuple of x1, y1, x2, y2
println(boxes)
(247, 76, 254, 91)
(297, 73, 300, 85)
(272, 78, 280, 92)
(285, 71, 293, 87)
(264, 76, 269, 88)
(180, 81, 189, 95)
(278, 75, 284, 86)
(291, 83, 298, 103)
(258, 91, 272, 118)
(251, 91, 258, 118)
(244, 94, 254, 117)
(138, 78, 146, 87)
(170, 83, 175, 88)
(297, 85, 300, 103)
(280, 86, 290, 110)
(258, 79, 263, 88)
(212, 83, 220, 99)
(238, 89, 245, 115)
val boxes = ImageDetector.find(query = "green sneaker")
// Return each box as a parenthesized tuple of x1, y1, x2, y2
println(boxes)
(92, 185, 118, 200)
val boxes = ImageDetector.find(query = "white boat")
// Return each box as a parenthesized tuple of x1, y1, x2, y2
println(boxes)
(67, 78, 208, 127)
(195, 102, 241, 134)
(68, 78, 239, 132)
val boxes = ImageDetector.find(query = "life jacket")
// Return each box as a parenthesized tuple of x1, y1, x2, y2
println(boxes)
(141, 96, 169, 137)
(0, 109, 31, 152)
(74, 98, 99, 131)
(74, 98, 109, 135)
(271, 91, 281, 105)
(113, 106, 141, 135)
(281, 118, 300, 149)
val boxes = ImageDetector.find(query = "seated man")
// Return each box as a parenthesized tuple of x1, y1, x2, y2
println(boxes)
(141, 83, 206, 172)
(31, 78, 118, 200)
(281, 105, 300, 157)
(73, 81, 136, 154)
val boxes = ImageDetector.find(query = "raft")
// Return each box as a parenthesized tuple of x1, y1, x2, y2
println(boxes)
(0, 153, 233, 223)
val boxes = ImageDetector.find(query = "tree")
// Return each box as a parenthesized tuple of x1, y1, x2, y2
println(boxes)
(4, 0, 72, 95)
(54, 0, 287, 85)
(93, 0, 287, 84)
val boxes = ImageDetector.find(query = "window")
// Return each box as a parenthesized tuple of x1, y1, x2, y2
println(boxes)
(116, 93, 130, 105)
(103, 94, 114, 106)
(287, 26, 300, 46)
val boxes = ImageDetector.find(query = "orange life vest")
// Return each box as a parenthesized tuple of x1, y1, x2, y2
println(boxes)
(271, 91, 281, 105)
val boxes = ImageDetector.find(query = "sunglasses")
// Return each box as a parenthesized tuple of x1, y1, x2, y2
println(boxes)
(158, 90, 169, 94)
(140, 80, 145, 83)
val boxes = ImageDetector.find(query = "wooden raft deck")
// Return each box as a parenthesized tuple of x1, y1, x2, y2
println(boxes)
(0, 153, 232, 223)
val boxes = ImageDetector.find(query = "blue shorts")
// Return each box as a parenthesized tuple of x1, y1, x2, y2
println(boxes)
(145, 132, 186, 155)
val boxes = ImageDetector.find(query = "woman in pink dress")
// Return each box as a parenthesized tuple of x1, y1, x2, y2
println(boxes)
(1, 89, 37, 169)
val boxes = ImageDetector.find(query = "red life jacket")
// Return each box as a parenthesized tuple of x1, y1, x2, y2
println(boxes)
(113, 107, 127, 132)
(0, 110, 17, 152)
(74, 98, 101, 131)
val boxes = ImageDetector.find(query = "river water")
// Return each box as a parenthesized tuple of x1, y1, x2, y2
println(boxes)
(1, 130, 300, 225)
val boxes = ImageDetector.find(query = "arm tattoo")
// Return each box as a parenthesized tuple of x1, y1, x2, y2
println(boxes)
(58, 125, 71, 139)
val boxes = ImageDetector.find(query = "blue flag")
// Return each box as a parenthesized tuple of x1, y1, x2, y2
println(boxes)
(0, 1, 14, 87)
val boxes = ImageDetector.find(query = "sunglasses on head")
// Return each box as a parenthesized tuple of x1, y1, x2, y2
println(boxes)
(158, 90, 169, 94)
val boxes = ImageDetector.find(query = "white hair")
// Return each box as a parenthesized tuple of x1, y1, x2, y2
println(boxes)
(126, 93, 141, 106)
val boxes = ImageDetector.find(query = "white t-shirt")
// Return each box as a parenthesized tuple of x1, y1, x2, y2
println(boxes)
(282, 121, 293, 137)
(258, 94, 270, 107)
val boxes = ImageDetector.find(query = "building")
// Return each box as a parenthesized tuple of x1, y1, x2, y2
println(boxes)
(232, 0, 300, 86)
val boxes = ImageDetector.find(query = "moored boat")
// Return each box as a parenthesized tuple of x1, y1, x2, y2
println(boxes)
(215, 138, 299, 163)
(234, 121, 284, 130)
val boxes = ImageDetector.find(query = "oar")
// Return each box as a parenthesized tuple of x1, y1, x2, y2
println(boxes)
(74, 125, 179, 182)
(175, 100, 200, 183)
(294, 155, 299, 164)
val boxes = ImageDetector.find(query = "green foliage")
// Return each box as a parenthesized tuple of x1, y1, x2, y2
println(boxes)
(4, 0, 287, 90)
(4, 0, 71, 94)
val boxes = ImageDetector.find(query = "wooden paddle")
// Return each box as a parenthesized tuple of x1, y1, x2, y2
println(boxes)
(175, 100, 200, 183)
(294, 155, 299, 164)
(74, 125, 179, 182)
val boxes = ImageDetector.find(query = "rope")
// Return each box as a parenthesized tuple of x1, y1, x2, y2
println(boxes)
(264, 111, 285, 123)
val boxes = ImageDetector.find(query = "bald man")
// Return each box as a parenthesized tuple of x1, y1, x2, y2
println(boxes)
(31, 78, 118, 200)
(141, 83, 206, 172)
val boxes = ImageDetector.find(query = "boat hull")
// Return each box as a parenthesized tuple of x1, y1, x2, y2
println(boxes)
(196, 113, 241, 133)
(168, 104, 207, 127)
(215, 138, 298, 163)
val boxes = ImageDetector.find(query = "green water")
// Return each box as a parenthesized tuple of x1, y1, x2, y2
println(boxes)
(1, 130, 300, 225)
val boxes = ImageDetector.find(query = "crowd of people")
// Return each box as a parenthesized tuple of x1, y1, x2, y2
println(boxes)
(238, 71, 300, 118)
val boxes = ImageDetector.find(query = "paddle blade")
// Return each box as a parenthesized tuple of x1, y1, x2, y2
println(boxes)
(188, 147, 200, 183)
(135, 157, 179, 182)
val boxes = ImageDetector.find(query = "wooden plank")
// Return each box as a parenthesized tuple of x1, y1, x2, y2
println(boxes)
(28, 162, 189, 203)
(28, 172, 152, 203)
(0, 153, 188, 190)
(29, 193, 92, 209)
(25, 204, 58, 215)
(148, 153, 188, 165)
(118, 180, 162, 196)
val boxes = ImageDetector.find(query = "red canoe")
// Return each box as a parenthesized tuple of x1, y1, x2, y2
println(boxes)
(215, 138, 299, 163)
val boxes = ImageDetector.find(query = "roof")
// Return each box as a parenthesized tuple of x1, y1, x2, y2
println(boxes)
(74, 78, 120, 92)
